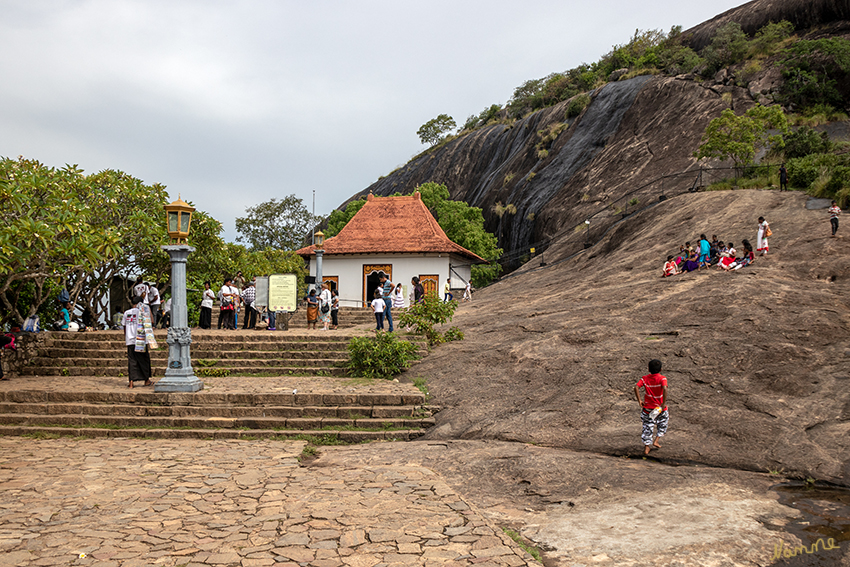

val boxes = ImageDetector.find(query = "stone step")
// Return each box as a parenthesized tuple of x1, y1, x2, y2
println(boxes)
(0, 402, 424, 419)
(46, 348, 350, 360)
(0, 412, 436, 431)
(0, 425, 426, 441)
(32, 356, 347, 368)
(0, 389, 426, 407)
(45, 335, 356, 349)
(20, 365, 350, 377)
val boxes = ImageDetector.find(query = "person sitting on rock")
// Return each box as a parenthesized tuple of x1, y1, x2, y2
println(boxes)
(717, 242, 738, 271)
(662, 255, 680, 277)
(680, 242, 700, 272)
(733, 240, 755, 270)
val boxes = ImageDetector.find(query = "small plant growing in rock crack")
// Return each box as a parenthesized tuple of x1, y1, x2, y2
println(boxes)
(502, 528, 542, 561)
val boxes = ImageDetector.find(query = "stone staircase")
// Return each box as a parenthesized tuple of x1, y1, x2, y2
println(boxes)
(0, 387, 434, 441)
(286, 306, 376, 329)
(2, 330, 435, 441)
(22, 331, 358, 377)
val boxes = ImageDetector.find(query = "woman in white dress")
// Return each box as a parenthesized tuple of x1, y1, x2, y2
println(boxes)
(319, 282, 333, 331)
(392, 283, 405, 310)
(757, 216, 769, 256)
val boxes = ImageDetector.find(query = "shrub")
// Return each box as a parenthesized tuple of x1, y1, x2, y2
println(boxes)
(787, 153, 845, 188)
(825, 165, 850, 197)
(780, 38, 850, 111)
(749, 20, 794, 57)
(444, 327, 464, 342)
(398, 292, 458, 345)
(566, 94, 591, 118)
(783, 126, 832, 159)
(703, 22, 748, 74)
(346, 331, 420, 380)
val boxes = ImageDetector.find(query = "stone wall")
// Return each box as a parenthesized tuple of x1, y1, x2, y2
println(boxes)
(2, 332, 47, 378)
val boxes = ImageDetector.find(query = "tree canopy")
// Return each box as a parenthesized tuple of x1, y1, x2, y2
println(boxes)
(0, 155, 311, 329)
(695, 105, 789, 170)
(417, 114, 456, 147)
(235, 195, 323, 251)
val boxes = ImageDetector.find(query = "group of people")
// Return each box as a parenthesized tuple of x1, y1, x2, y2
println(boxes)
(370, 273, 405, 331)
(123, 277, 171, 329)
(369, 274, 429, 331)
(201, 272, 265, 331)
(305, 281, 340, 331)
(662, 218, 771, 277)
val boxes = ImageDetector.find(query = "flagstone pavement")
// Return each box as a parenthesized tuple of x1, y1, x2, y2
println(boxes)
(0, 437, 541, 567)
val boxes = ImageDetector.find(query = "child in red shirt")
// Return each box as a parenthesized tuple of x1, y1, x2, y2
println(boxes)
(634, 359, 668, 455)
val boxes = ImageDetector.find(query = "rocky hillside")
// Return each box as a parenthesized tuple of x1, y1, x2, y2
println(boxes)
(412, 189, 850, 486)
(346, 0, 850, 269)
(343, 1, 850, 485)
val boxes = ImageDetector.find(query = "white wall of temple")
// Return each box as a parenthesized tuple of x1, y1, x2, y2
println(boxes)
(307, 254, 461, 308)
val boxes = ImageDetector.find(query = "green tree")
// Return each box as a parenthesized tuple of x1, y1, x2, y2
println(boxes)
(416, 182, 503, 287)
(696, 105, 789, 172)
(325, 199, 366, 237)
(0, 158, 126, 326)
(417, 114, 456, 146)
(235, 195, 323, 251)
(780, 38, 850, 111)
(702, 22, 749, 74)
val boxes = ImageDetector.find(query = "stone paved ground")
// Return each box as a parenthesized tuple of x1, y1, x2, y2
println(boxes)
(0, 374, 418, 397)
(0, 437, 541, 567)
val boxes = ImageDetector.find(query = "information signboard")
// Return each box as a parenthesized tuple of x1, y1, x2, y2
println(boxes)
(268, 274, 297, 312)
(254, 276, 269, 307)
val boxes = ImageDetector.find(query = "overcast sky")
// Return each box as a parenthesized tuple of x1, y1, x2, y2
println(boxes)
(1, 0, 744, 242)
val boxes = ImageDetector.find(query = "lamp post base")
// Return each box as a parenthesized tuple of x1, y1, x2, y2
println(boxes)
(154, 374, 204, 392)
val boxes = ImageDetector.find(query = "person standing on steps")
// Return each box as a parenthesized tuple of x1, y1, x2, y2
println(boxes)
(371, 288, 385, 330)
(200, 281, 214, 329)
(306, 289, 319, 330)
(634, 359, 668, 456)
(147, 282, 161, 327)
(123, 295, 156, 388)
(241, 280, 258, 330)
(392, 283, 405, 310)
(828, 200, 841, 237)
(319, 281, 332, 331)
(219, 278, 238, 330)
(412, 277, 424, 304)
(379, 273, 394, 332)
(330, 288, 340, 330)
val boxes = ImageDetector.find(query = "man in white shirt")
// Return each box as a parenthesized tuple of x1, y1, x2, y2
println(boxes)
(148, 283, 161, 327)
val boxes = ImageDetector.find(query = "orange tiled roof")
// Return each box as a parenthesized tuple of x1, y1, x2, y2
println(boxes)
(296, 192, 485, 262)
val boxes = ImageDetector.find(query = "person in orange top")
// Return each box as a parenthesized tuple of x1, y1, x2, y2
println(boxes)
(634, 359, 668, 455)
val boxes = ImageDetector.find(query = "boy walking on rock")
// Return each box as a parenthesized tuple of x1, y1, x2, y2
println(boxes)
(634, 359, 668, 455)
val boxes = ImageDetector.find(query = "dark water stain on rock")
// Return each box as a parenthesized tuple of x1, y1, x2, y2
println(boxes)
(770, 483, 850, 566)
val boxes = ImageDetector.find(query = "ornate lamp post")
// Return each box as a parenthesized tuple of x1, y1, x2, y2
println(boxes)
(154, 196, 203, 393)
(314, 230, 325, 290)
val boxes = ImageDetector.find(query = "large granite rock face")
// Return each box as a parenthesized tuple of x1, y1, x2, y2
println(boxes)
(410, 190, 850, 486)
(683, 0, 850, 51)
(347, 0, 850, 266)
